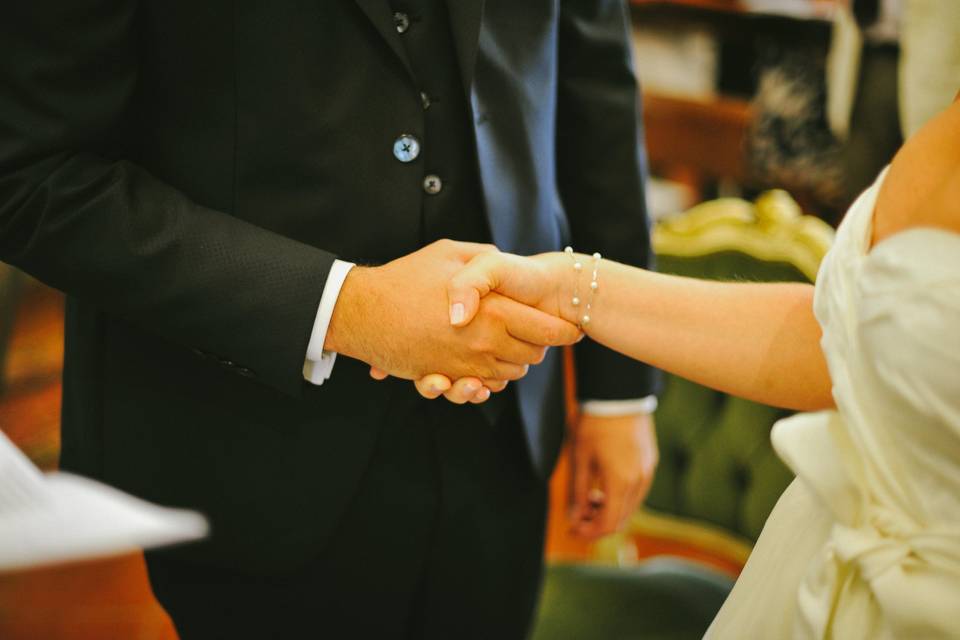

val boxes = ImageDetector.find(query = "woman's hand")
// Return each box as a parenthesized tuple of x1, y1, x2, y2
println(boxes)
(446, 251, 572, 328)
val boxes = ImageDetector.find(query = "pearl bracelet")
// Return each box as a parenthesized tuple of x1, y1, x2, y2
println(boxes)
(564, 247, 601, 329)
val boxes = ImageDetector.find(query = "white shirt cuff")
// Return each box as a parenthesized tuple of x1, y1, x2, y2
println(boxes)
(580, 395, 658, 417)
(302, 259, 355, 386)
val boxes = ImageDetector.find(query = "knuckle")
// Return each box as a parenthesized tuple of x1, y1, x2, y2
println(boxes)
(507, 364, 530, 380)
(474, 359, 497, 381)
(540, 325, 561, 345)
(534, 347, 548, 364)
(493, 364, 514, 381)
(483, 379, 507, 392)
(483, 299, 504, 321)
(467, 336, 490, 354)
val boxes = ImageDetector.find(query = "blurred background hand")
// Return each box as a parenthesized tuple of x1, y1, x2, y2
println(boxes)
(567, 412, 659, 539)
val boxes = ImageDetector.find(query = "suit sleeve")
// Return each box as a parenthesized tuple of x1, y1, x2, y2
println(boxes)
(0, 1, 337, 397)
(556, 0, 661, 401)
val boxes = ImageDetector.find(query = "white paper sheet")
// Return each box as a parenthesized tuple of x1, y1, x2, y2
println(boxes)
(0, 429, 207, 572)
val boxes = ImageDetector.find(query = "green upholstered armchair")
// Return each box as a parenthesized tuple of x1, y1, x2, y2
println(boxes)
(640, 190, 833, 545)
(531, 191, 834, 640)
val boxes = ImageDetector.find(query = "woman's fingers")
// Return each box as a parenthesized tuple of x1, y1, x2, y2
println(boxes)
(496, 297, 582, 347)
(441, 377, 485, 404)
(469, 387, 492, 404)
(413, 374, 452, 399)
(481, 379, 508, 393)
(490, 334, 549, 367)
(410, 374, 500, 404)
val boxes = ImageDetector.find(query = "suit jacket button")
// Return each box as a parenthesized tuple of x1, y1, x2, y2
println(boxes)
(219, 358, 235, 368)
(393, 134, 420, 163)
(423, 174, 443, 195)
(238, 367, 255, 378)
(394, 12, 410, 34)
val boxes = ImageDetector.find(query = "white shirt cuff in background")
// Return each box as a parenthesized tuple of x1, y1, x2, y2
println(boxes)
(302, 259, 355, 385)
(580, 395, 658, 417)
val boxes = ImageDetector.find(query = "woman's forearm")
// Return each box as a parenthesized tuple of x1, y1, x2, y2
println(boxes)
(558, 257, 834, 411)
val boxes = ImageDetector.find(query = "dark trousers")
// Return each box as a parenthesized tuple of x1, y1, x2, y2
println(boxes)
(146, 394, 548, 639)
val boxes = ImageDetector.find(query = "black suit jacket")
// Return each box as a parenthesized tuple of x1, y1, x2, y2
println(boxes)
(0, 0, 657, 572)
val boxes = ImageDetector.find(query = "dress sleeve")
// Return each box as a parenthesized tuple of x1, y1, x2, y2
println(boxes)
(857, 229, 960, 425)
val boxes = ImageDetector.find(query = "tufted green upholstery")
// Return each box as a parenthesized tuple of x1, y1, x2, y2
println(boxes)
(646, 252, 807, 541)
(530, 560, 733, 640)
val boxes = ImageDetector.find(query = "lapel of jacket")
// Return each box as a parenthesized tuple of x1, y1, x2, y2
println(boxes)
(353, 0, 415, 80)
(445, 0, 485, 99)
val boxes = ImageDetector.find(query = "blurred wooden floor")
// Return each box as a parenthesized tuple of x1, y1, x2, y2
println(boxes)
(0, 282, 178, 640)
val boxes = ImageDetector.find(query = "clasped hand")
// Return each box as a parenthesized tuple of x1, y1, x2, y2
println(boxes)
(357, 244, 658, 540)
(366, 247, 571, 403)
(327, 240, 579, 400)
(360, 245, 659, 541)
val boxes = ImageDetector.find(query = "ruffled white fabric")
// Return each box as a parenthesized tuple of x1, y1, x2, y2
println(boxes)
(706, 167, 960, 638)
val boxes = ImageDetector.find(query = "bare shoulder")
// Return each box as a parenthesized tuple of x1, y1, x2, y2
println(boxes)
(872, 101, 960, 246)
(925, 167, 960, 234)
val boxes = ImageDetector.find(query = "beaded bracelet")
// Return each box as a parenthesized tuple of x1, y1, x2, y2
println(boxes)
(564, 247, 601, 329)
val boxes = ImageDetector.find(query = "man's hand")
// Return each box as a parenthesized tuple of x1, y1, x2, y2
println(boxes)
(568, 412, 658, 539)
(326, 240, 581, 382)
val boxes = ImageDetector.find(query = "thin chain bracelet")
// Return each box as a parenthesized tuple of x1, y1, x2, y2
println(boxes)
(564, 247, 601, 329)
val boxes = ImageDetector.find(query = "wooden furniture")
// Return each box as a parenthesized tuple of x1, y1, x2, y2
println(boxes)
(631, 0, 842, 212)
(643, 93, 753, 189)
(632, 0, 838, 19)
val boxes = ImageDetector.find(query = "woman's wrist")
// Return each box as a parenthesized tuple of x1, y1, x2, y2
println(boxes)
(537, 250, 604, 329)
(528, 252, 576, 325)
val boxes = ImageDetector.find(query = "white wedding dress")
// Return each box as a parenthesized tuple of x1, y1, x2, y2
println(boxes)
(705, 168, 960, 638)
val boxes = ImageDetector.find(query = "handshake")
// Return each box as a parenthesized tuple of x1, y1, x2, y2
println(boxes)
(326, 240, 659, 539)
(325, 239, 585, 402)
